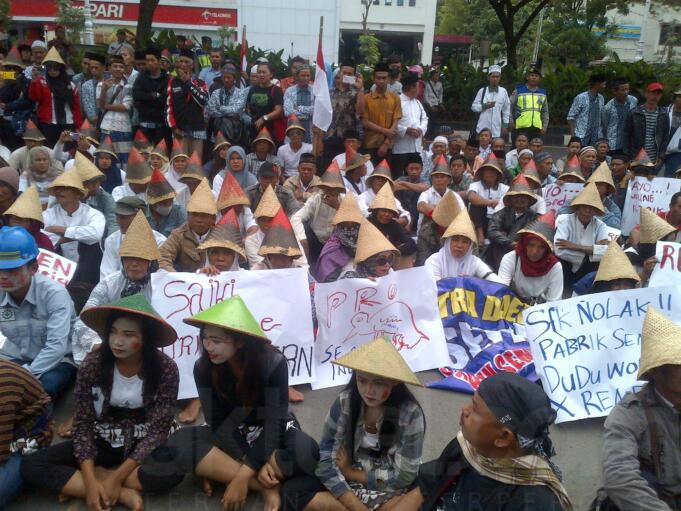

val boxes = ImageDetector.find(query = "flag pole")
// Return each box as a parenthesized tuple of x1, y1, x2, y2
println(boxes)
(240, 25, 248, 86)
(313, 16, 325, 158)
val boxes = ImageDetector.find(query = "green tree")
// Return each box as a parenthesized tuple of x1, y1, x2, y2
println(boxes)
(0, 0, 10, 33)
(136, 0, 160, 47)
(56, 0, 85, 43)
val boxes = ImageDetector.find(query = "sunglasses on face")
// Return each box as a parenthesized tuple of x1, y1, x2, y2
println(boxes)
(375, 254, 395, 266)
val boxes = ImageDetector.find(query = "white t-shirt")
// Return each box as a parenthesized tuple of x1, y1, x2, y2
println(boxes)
(109, 366, 144, 409)
(468, 181, 509, 218)
(276, 143, 313, 178)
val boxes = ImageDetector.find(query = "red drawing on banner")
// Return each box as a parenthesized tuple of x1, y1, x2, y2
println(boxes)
(342, 301, 429, 350)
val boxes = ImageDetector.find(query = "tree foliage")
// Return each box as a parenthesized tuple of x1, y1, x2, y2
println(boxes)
(136, 0, 160, 47)
(56, 0, 85, 43)
(0, 0, 10, 33)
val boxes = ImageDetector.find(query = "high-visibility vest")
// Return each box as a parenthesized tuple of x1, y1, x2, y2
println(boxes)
(197, 51, 211, 70)
(515, 85, 547, 130)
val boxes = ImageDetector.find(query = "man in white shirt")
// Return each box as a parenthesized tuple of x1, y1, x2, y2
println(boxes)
(392, 73, 429, 179)
(332, 129, 375, 176)
(358, 163, 411, 226)
(472, 65, 511, 138)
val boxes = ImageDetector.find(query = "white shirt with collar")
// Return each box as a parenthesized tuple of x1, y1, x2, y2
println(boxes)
(112, 183, 147, 203)
(358, 188, 411, 224)
(100, 229, 167, 279)
(554, 213, 608, 272)
(43, 202, 106, 262)
(417, 187, 466, 233)
(394, 93, 428, 155)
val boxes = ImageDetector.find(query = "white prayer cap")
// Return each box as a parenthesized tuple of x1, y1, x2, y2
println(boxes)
(488, 65, 502, 75)
(31, 40, 48, 50)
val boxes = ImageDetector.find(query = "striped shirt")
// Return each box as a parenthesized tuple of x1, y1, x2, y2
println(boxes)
(644, 109, 659, 160)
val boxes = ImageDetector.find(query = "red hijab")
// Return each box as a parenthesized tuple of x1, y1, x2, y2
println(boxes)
(516, 233, 559, 277)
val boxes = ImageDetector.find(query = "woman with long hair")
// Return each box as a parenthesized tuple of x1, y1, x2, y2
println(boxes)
(19, 146, 63, 207)
(21, 294, 181, 511)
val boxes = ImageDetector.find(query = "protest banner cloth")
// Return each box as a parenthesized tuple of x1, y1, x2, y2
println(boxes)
(649, 241, 681, 287)
(606, 226, 621, 242)
(37, 249, 76, 285)
(621, 176, 681, 235)
(152, 268, 315, 399)
(525, 285, 681, 423)
(312, 267, 450, 389)
(428, 277, 535, 393)
(543, 183, 583, 214)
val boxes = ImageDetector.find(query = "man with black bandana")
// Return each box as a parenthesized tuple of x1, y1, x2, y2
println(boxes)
(394, 372, 572, 510)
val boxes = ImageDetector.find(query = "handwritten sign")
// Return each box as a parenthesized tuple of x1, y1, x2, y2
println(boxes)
(37, 249, 77, 286)
(312, 267, 450, 390)
(151, 269, 315, 399)
(543, 183, 583, 214)
(622, 177, 681, 235)
(606, 227, 621, 242)
(525, 286, 681, 423)
(429, 277, 535, 393)
(649, 241, 681, 287)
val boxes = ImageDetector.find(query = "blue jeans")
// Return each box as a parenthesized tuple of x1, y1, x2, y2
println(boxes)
(0, 454, 23, 508)
(39, 363, 77, 400)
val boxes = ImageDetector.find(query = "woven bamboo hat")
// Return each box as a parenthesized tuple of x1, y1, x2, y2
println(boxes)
(503, 174, 537, 207)
(43, 46, 65, 66)
(565, 154, 581, 173)
(319, 160, 346, 191)
(431, 154, 451, 177)
(521, 160, 543, 187)
(198, 208, 246, 260)
(169, 138, 188, 161)
(119, 210, 161, 261)
(432, 191, 461, 228)
(258, 207, 302, 258)
(150, 139, 169, 161)
(631, 148, 655, 170)
(587, 161, 616, 194)
(342, 146, 370, 172)
(23, 120, 46, 142)
(251, 127, 275, 151)
(355, 220, 399, 264)
(94, 135, 117, 159)
(638, 306, 681, 379)
(183, 294, 269, 342)
(593, 241, 640, 284)
(81, 293, 177, 348)
(179, 152, 206, 184)
(79, 119, 99, 146)
(132, 130, 152, 153)
(367, 159, 394, 185)
(442, 208, 476, 244)
(253, 186, 281, 219)
(4, 185, 43, 225)
(217, 171, 250, 211)
(369, 181, 398, 214)
(639, 207, 677, 245)
(558, 166, 586, 183)
(4, 48, 25, 69)
(48, 168, 86, 196)
(332, 192, 364, 225)
(517, 210, 556, 249)
(332, 337, 422, 386)
(570, 182, 605, 215)
(286, 113, 306, 134)
(187, 178, 218, 215)
(74, 151, 105, 183)
(146, 168, 176, 205)
(213, 130, 231, 152)
(126, 147, 152, 185)
(475, 156, 504, 179)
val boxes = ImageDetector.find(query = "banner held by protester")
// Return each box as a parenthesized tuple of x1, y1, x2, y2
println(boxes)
(37, 249, 77, 286)
(621, 176, 681, 235)
(543, 183, 583, 214)
(649, 241, 681, 287)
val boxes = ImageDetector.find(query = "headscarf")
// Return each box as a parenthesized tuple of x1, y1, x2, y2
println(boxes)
(45, 63, 74, 125)
(516, 233, 559, 278)
(120, 260, 159, 298)
(96, 153, 122, 193)
(314, 224, 359, 283)
(355, 251, 387, 278)
(224, 146, 256, 190)
(436, 238, 476, 278)
(23, 146, 63, 187)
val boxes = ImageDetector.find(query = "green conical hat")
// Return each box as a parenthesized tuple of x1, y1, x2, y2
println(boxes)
(183, 294, 269, 342)
(80, 294, 177, 348)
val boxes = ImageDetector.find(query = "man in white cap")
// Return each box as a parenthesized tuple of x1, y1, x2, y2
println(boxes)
(471, 65, 511, 139)
(23, 40, 48, 80)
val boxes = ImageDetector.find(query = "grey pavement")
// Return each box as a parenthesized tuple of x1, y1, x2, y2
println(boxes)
(7, 369, 605, 511)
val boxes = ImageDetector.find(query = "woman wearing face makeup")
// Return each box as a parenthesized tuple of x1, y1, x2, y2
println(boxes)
(21, 294, 181, 511)
(339, 219, 400, 280)
(281, 337, 425, 511)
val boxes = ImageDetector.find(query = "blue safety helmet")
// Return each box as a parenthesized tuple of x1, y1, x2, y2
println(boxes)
(0, 226, 39, 270)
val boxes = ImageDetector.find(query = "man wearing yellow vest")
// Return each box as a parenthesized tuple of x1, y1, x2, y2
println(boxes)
(510, 64, 549, 142)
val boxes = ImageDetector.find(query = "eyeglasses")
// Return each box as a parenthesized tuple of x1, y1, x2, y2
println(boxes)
(375, 254, 395, 266)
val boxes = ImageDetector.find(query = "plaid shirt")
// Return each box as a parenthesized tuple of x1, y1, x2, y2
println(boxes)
(315, 389, 425, 498)
(567, 91, 604, 142)
(601, 95, 638, 150)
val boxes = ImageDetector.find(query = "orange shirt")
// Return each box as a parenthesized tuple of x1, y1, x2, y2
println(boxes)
(361, 90, 402, 149)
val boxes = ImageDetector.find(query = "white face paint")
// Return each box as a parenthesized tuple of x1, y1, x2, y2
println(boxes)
(0, 265, 33, 293)
(201, 325, 238, 365)
(355, 371, 396, 408)
(108, 316, 144, 360)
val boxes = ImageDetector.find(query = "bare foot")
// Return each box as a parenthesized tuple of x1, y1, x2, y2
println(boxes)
(261, 487, 281, 511)
(57, 493, 71, 503)
(288, 386, 304, 403)
(178, 398, 201, 424)
(57, 416, 74, 438)
(119, 488, 144, 511)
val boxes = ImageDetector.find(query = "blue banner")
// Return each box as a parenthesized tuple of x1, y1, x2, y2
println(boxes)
(428, 277, 537, 393)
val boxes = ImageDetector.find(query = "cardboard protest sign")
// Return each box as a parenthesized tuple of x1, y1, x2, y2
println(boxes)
(312, 267, 450, 389)
(152, 269, 315, 399)
(543, 183, 583, 214)
(525, 286, 681, 423)
(649, 241, 681, 287)
(621, 176, 681, 235)
(37, 249, 77, 285)
(428, 277, 535, 393)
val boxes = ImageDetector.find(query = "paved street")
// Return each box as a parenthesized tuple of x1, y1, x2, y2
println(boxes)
(8, 370, 605, 511)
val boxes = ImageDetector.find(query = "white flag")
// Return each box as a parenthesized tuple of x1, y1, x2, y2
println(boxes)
(312, 35, 332, 132)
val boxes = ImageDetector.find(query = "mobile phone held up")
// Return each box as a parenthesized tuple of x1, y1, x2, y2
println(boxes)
(342, 75, 356, 85)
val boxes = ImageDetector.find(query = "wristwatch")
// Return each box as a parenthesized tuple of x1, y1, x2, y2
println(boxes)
(263, 115, 269, 122)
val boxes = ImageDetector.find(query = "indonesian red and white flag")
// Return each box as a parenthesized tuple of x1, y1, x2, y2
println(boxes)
(312, 34, 332, 132)
(240, 26, 248, 87)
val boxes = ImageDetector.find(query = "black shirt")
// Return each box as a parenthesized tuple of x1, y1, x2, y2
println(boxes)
(246, 84, 283, 122)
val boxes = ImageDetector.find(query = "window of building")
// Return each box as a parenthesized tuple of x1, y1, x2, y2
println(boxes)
(409, 0, 416, 5)
(385, 0, 392, 4)
(397, 0, 404, 4)
(659, 24, 681, 46)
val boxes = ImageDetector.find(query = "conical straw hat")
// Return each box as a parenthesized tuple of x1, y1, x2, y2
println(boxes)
(126, 147, 152, 184)
(332, 192, 364, 225)
(213, 130, 231, 152)
(521, 160, 542, 187)
(43, 46, 65, 66)
(170, 138, 188, 160)
(258, 207, 302, 257)
(253, 186, 281, 219)
(332, 337, 422, 386)
(23, 120, 45, 141)
(638, 306, 681, 379)
(4, 48, 25, 69)
(198, 209, 245, 260)
(432, 191, 461, 228)
(74, 151, 104, 182)
(369, 181, 398, 213)
(475, 156, 504, 178)
(119, 210, 161, 261)
(146, 168, 176, 205)
(251, 127, 275, 150)
(558, 166, 586, 183)
(587, 161, 616, 194)
(503, 174, 537, 207)
(343, 146, 370, 172)
(640, 207, 677, 245)
(431, 154, 451, 177)
(594, 241, 640, 284)
(442, 208, 476, 244)
(319, 160, 346, 191)
(48, 168, 86, 195)
(179, 152, 206, 183)
(151, 139, 168, 161)
(217, 171, 250, 211)
(286, 112, 306, 134)
(183, 294, 269, 342)
(132, 130, 152, 152)
(570, 182, 605, 214)
(632, 148, 655, 169)
(368, 159, 394, 184)
(4, 185, 43, 225)
(566, 154, 581, 172)
(355, 220, 399, 264)
(187, 178, 217, 215)
(95, 135, 117, 158)
(517, 210, 556, 249)
(79, 119, 99, 145)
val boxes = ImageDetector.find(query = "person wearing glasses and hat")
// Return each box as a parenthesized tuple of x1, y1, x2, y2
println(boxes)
(627, 82, 669, 170)
(510, 63, 548, 142)
(340, 220, 400, 280)
(22, 294, 182, 511)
